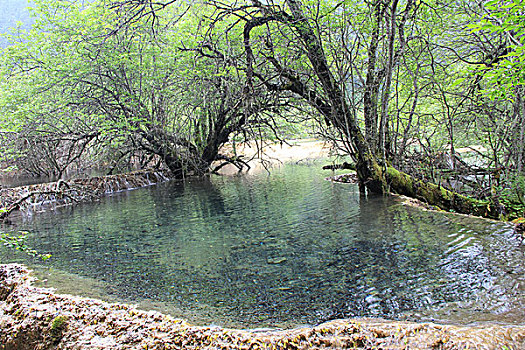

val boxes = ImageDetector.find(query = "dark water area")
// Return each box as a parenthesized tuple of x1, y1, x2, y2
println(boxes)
(1, 163, 524, 328)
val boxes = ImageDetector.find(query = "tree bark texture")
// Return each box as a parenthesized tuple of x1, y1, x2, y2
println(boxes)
(282, 0, 504, 219)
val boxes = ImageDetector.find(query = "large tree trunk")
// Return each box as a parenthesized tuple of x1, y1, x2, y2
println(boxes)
(138, 116, 241, 178)
(285, 0, 387, 194)
(283, 0, 503, 219)
(385, 166, 501, 219)
(363, 1, 383, 152)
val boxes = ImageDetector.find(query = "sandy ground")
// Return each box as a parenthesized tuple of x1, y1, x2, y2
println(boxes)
(2, 265, 525, 350)
(214, 139, 338, 175)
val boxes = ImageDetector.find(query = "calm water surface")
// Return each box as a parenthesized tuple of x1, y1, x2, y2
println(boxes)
(1, 163, 524, 328)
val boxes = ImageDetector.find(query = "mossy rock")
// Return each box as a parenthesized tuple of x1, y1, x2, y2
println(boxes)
(50, 315, 68, 341)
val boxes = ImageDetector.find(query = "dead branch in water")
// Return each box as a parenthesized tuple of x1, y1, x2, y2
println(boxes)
(0, 170, 169, 222)
(322, 162, 356, 171)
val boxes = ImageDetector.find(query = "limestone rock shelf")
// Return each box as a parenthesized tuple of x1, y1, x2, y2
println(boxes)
(1, 264, 524, 349)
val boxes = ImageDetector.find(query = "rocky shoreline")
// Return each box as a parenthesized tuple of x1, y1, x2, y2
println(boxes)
(1, 264, 524, 349)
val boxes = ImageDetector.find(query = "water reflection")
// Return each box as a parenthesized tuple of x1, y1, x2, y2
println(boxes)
(1, 163, 524, 328)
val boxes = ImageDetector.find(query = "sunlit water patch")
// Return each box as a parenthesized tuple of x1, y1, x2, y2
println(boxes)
(1, 163, 524, 328)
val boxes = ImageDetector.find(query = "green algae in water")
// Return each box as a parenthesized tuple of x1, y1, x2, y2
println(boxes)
(1, 163, 524, 328)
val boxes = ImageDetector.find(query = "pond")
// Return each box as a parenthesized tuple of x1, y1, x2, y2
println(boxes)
(1, 163, 524, 329)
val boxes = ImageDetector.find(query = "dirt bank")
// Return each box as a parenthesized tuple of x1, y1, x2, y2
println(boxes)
(1, 264, 524, 350)
(215, 139, 335, 175)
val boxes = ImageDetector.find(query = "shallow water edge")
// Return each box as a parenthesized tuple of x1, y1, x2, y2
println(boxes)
(1, 264, 524, 349)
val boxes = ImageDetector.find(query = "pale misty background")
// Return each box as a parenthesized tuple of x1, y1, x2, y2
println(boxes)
(0, 0, 31, 47)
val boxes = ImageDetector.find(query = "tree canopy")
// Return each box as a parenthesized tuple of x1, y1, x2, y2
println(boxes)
(0, 0, 524, 219)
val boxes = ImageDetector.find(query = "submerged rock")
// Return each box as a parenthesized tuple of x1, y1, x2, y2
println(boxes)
(267, 257, 287, 264)
(1, 264, 524, 349)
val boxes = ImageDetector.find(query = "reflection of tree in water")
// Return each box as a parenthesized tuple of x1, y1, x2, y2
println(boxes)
(9, 165, 523, 327)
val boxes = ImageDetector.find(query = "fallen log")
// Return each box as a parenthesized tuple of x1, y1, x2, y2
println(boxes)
(322, 162, 356, 171)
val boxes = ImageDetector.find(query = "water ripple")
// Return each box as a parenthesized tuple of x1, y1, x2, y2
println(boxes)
(2, 162, 524, 328)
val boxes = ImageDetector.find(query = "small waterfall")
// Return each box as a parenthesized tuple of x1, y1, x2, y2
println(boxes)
(1, 169, 171, 219)
(123, 178, 132, 190)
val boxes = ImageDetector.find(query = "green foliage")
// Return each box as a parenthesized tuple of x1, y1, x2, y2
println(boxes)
(0, 0, 520, 218)
(50, 315, 68, 331)
(469, 0, 525, 100)
(0, 230, 52, 260)
(498, 175, 525, 220)
(49, 315, 68, 341)
(0, 0, 295, 176)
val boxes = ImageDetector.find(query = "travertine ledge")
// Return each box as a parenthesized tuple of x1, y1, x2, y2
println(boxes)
(0, 169, 169, 219)
(1, 264, 524, 349)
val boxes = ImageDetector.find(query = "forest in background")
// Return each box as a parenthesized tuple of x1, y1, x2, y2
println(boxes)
(0, 0, 524, 220)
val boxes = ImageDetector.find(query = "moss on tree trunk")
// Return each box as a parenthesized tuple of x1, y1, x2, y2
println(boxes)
(384, 166, 501, 219)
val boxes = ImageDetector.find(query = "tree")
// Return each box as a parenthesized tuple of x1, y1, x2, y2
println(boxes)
(466, 0, 525, 213)
(204, 0, 508, 218)
(2, 0, 523, 219)
(0, 0, 285, 178)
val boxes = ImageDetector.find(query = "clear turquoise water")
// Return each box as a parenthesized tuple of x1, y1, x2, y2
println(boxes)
(1, 163, 524, 328)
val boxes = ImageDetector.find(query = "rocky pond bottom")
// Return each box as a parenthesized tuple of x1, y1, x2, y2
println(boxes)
(1, 264, 524, 349)
(1, 163, 525, 331)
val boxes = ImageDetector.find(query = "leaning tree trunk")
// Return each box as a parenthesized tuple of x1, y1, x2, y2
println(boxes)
(284, 0, 502, 220)
(285, 0, 387, 194)
(385, 166, 501, 219)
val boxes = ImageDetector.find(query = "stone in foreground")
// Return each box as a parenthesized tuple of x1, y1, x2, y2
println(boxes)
(1, 264, 524, 349)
